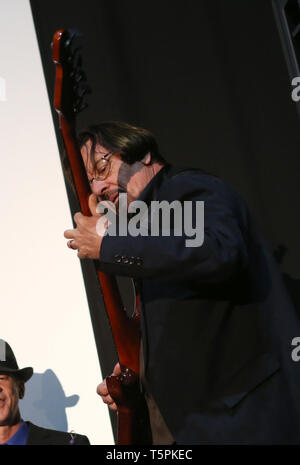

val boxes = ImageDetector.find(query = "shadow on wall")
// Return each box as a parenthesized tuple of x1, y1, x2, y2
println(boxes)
(19, 369, 79, 432)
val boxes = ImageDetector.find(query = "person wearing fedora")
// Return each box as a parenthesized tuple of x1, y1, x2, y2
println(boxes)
(0, 340, 90, 445)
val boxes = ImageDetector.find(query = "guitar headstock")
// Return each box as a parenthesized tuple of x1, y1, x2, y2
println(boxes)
(52, 29, 90, 122)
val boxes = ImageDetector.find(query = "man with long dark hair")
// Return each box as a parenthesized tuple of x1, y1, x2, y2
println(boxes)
(64, 121, 300, 444)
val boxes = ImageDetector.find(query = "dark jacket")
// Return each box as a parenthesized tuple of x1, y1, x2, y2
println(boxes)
(26, 421, 90, 445)
(99, 165, 300, 444)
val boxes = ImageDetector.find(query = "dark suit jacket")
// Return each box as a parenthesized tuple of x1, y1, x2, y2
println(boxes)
(25, 422, 90, 445)
(99, 165, 300, 444)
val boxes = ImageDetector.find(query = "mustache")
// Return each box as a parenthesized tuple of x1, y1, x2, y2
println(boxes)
(98, 188, 126, 202)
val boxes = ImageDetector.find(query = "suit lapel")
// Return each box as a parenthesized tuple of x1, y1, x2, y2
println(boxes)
(25, 421, 53, 445)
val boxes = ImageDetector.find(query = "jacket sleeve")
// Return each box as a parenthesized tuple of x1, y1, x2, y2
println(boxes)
(97, 172, 249, 283)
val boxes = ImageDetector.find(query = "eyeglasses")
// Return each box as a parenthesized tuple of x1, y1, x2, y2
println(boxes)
(88, 151, 113, 184)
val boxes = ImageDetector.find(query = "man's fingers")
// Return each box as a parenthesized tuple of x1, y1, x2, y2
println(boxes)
(74, 212, 84, 225)
(102, 394, 115, 405)
(67, 240, 78, 250)
(101, 394, 117, 411)
(97, 381, 108, 397)
(77, 248, 87, 259)
(97, 381, 118, 411)
(89, 194, 99, 216)
(96, 364, 122, 411)
(108, 402, 118, 411)
(112, 362, 121, 376)
(64, 229, 76, 239)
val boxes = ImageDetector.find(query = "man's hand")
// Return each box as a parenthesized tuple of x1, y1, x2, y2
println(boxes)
(96, 363, 121, 411)
(64, 194, 107, 259)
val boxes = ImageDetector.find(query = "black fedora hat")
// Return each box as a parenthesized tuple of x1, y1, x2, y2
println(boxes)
(0, 340, 33, 382)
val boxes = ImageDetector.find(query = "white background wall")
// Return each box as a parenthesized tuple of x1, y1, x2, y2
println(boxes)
(0, 0, 113, 445)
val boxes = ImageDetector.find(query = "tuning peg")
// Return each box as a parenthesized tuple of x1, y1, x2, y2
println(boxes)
(73, 99, 88, 113)
(75, 83, 90, 98)
(72, 75, 91, 104)
(67, 29, 83, 40)
(79, 70, 87, 82)
(83, 83, 91, 95)
(81, 83, 91, 95)
(70, 69, 84, 83)
(77, 102, 88, 112)
(64, 29, 80, 50)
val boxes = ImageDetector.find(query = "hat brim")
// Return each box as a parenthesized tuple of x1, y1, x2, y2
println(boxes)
(0, 367, 33, 383)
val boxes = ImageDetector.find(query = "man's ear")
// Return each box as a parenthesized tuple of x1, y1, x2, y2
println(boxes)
(18, 382, 25, 400)
(141, 152, 152, 166)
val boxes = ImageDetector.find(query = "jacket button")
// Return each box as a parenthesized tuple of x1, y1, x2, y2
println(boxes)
(114, 254, 121, 263)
